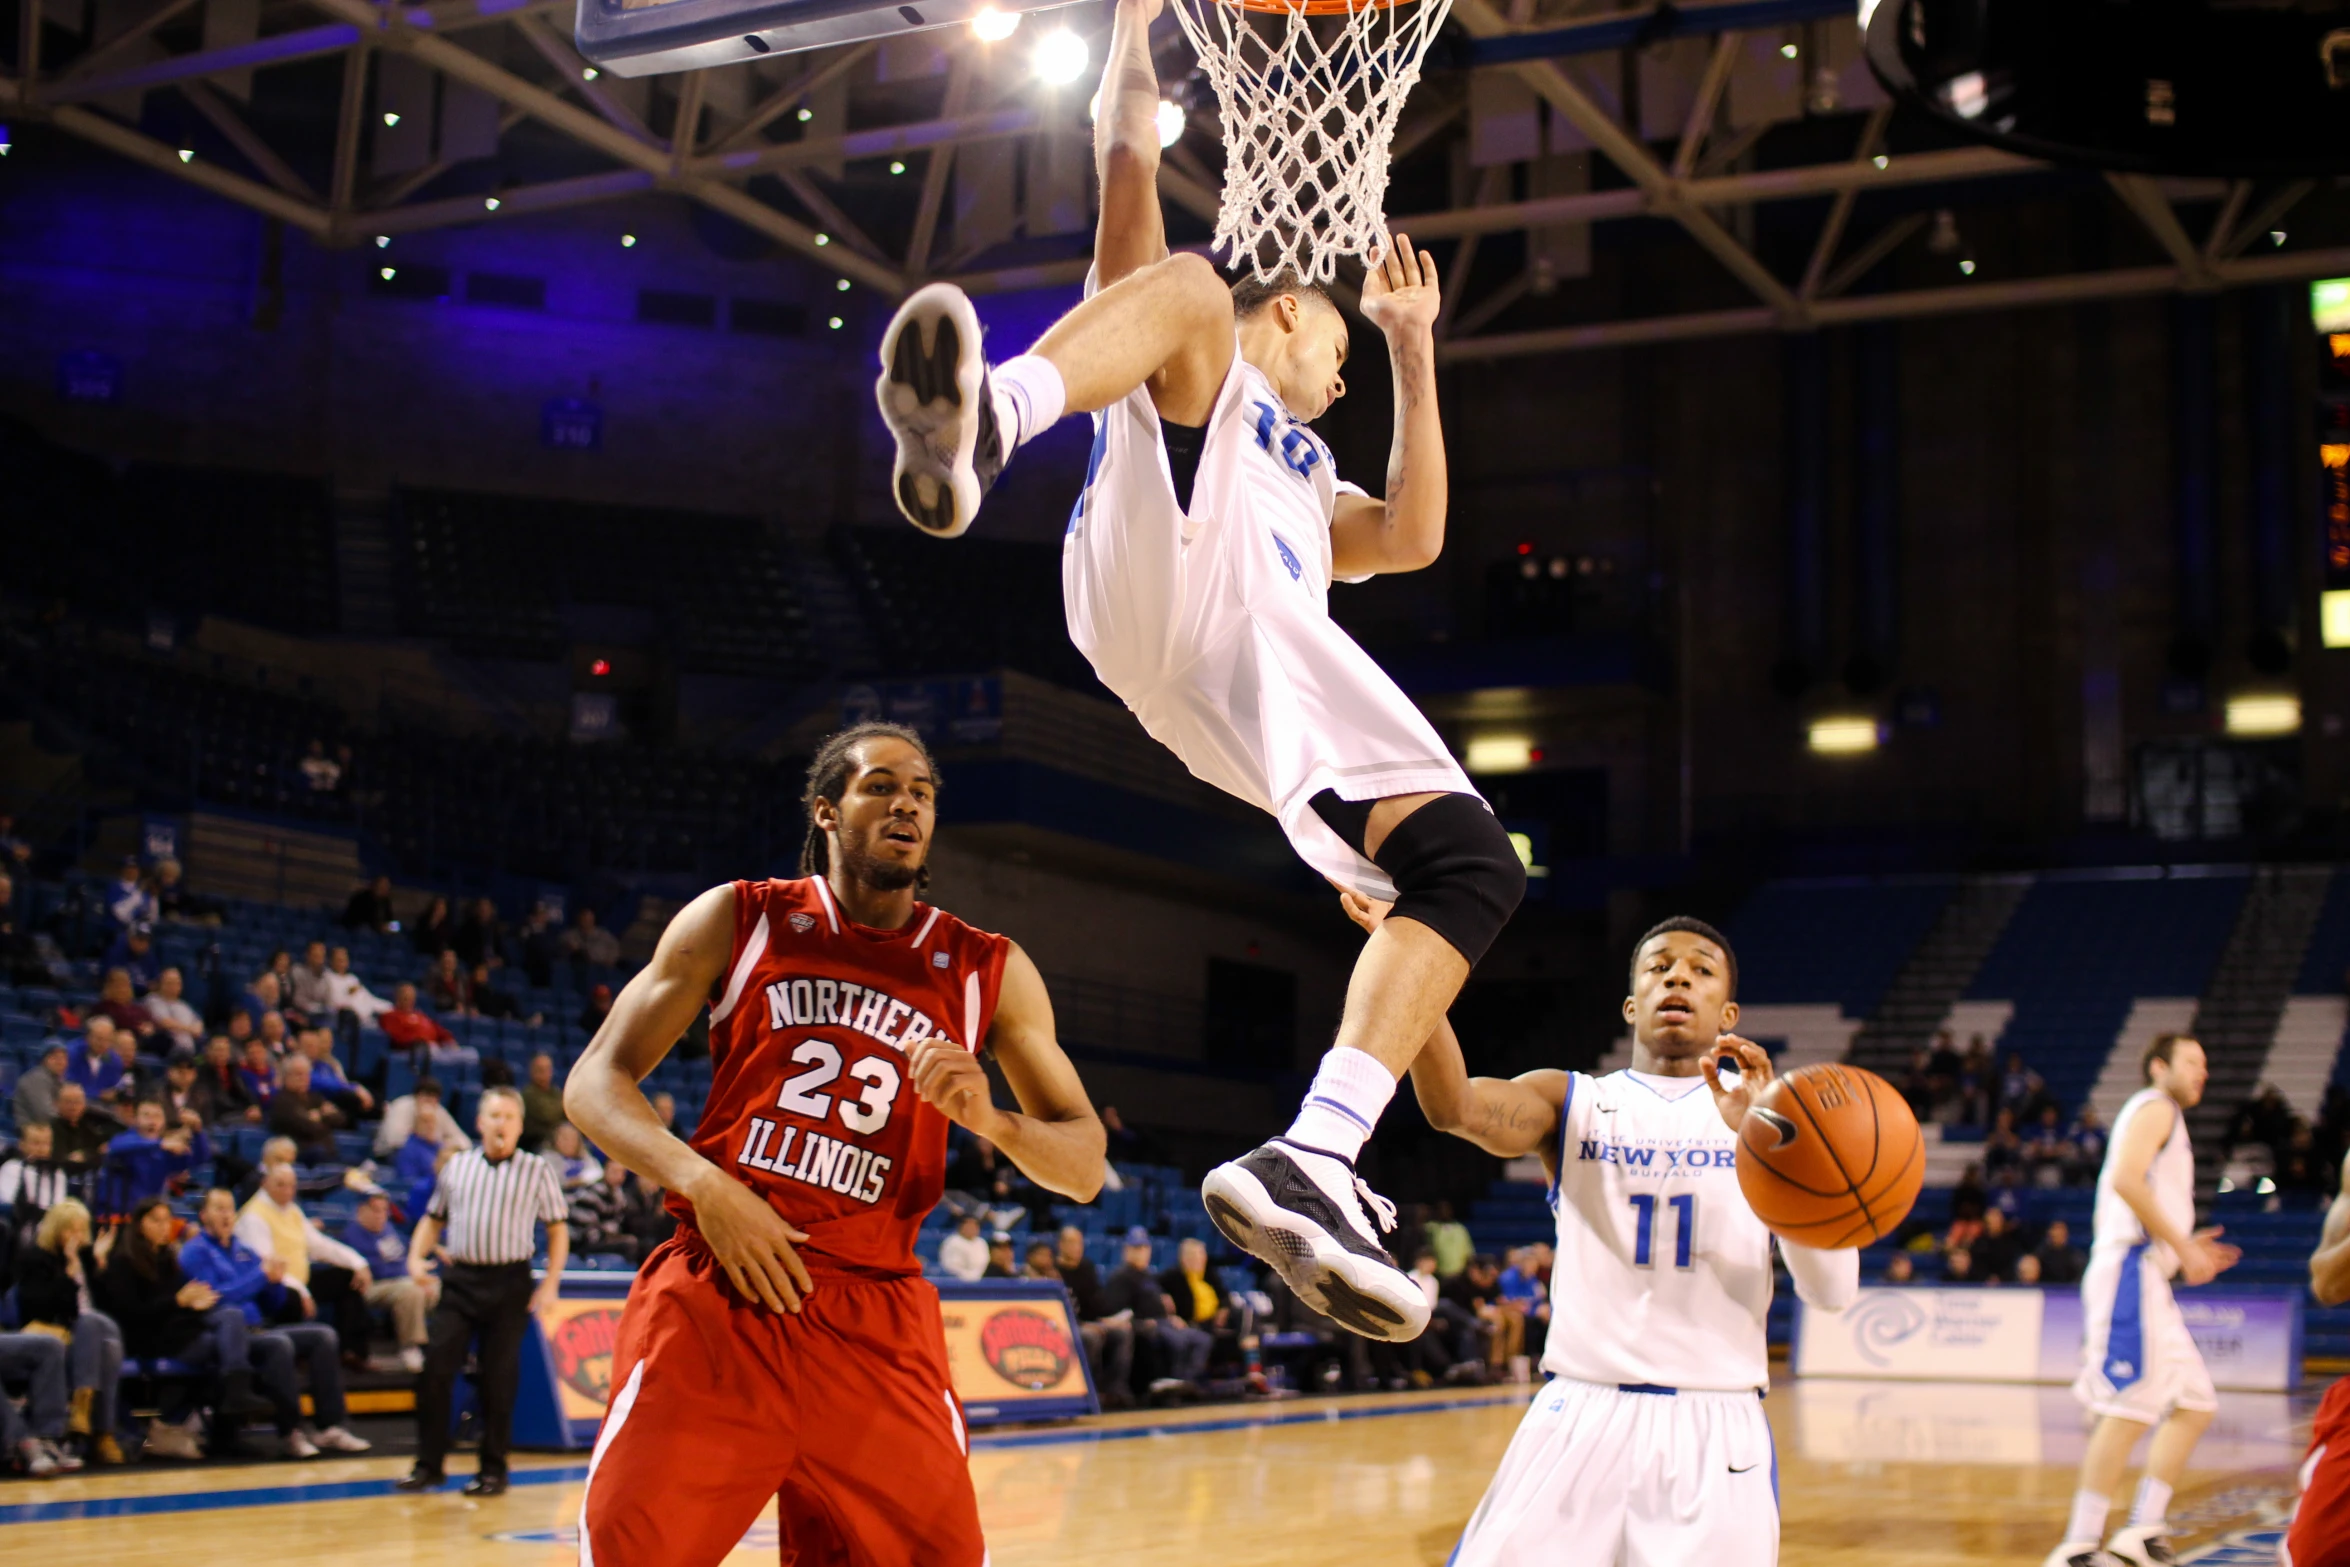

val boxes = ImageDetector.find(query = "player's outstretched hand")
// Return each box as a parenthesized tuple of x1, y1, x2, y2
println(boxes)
(1359, 232, 1440, 339)
(681, 1163, 816, 1314)
(2178, 1225, 2242, 1286)
(1699, 1034, 1774, 1136)
(911, 1036, 1007, 1139)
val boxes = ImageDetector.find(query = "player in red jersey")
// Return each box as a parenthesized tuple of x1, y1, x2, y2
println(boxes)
(2287, 1152, 2350, 1567)
(562, 722, 1106, 1567)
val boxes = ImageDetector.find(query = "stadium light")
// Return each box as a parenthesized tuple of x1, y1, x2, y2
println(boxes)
(971, 7, 1020, 40)
(1808, 717, 1880, 754)
(1464, 734, 1534, 773)
(1033, 29, 1089, 85)
(1157, 99, 1185, 148)
(0, 125, 12, 157)
(2323, 589, 2350, 650)
(621, 233, 637, 248)
(2225, 693, 2300, 736)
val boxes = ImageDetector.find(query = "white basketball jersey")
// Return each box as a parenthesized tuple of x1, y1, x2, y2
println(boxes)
(2093, 1086, 2196, 1275)
(1542, 1069, 1776, 1392)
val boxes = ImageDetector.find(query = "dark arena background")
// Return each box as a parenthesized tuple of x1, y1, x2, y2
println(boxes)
(2, 0, 2349, 1560)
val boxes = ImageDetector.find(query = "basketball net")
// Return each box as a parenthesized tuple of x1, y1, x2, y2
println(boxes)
(1169, 0, 1453, 285)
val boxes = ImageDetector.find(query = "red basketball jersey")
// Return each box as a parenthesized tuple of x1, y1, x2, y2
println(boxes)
(675, 876, 1011, 1277)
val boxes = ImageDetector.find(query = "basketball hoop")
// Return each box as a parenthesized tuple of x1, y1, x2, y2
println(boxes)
(1169, 0, 1452, 285)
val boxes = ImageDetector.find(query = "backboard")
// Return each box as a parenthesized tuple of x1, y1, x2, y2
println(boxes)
(577, 0, 1078, 77)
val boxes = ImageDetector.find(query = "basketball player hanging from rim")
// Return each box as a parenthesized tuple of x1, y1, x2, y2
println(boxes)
(875, 0, 1521, 1342)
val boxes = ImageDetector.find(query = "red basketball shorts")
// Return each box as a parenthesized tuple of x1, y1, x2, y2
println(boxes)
(578, 1232, 985, 1567)
(2287, 1377, 2350, 1567)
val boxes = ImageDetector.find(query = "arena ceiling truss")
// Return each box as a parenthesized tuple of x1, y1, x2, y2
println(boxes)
(3, 0, 2344, 358)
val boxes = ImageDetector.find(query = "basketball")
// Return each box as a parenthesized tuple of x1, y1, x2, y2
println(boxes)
(1735, 1063, 1924, 1249)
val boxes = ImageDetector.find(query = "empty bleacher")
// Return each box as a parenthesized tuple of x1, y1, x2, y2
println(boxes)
(829, 526, 1101, 693)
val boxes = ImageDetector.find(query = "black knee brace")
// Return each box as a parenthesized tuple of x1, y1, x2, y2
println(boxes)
(1311, 791, 1526, 967)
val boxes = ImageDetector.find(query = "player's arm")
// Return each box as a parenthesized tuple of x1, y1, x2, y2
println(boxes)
(1092, 0, 1170, 288)
(2105, 1094, 2239, 1286)
(1330, 236, 1446, 578)
(2313, 1153, 2350, 1307)
(1410, 1018, 1567, 1160)
(563, 884, 817, 1315)
(910, 942, 1105, 1201)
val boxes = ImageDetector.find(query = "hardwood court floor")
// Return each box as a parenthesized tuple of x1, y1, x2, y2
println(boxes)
(0, 1379, 2319, 1566)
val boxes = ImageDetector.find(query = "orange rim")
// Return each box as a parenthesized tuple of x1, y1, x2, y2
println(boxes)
(1225, 0, 1402, 13)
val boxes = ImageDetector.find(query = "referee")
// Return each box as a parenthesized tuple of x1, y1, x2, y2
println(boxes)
(396, 1084, 569, 1495)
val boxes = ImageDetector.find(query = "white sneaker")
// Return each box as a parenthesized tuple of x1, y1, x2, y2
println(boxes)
(314, 1425, 373, 1453)
(2106, 1525, 2178, 1566)
(398, 1346, 425, 1374)
(2041, 1545, 2122, 1567)
(875, 283, 1005, 539)
(41, 1439, 83, 1474)
(284, 1426, 322, 1459)
(1201, 1139, 1430, 1343)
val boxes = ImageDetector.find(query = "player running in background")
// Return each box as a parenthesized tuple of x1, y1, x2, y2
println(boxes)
(874, 0, 1521, 1344)
(2045, 1034, 2240, 1567)
(563, 723, 1105, 1567)
(2284, 1148, 2350, 1567)
(1392, 911, 1858, 1567)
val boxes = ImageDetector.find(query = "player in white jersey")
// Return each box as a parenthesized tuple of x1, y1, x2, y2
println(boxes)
(2045, 1033, 2240, 1567)
(1392, 914, 1859, 1567)
(874, 0, 1524, 1342)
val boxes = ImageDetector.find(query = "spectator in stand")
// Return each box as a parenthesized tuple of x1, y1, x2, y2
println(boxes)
(425, 949, 472, 1016)
(520, 1053, 564, 1152)
(471, 963, 535, 1025)
(2069, 1103, 2108, 1184)
(1370, 1251, 1466, 1389)
(155, 1045, 205, 1127)
(938, 1213, 990, 1281)
(984, 1233, 1018, 1279)
(1882, 1252, 1916, 1284)
(0, 871, 43, 986)
(1957, 1035, 1994, 1125)
(93, 1197, 214, 1459)
(287, 942, 335, 1029)
(1055, 1225, 1133, 1408)
(563, 906, 620, 969)
(14, 1041, 69, 1127)
(324, 946, 392, 1028)
(244, 971, 285, 1032)
(1103, 1229, 1210, 1396)
(194, 1035, 259, 1125)
(105, 857, 154, 932)
(340, 1190, 429, 1372)
(376, 1078, 473, 1159)
(546, 1122, 601, 1189)
(1424, 1199, 1473, 1278)
(299, 740, 341, 794)
(1159, 1236, 1231, 1339)
(1944, 1245, 1976, 1283)
(0, 1323, 81, 1475)
(237, 1038, 279, 1110)
(344, 875, 396, 934)
(267, 1055, 348, 1164)
(2, 1124, 68, 1258)
(151, 858, 217, 923)
(222, 1007, 256, 1054)
(105, 1099, 207, 1207)
(1983, 1109, 2024, 1180)
(1497, 1244, 1551, 1362)
(1973, 1207, 2023, 1283)
(2014, 1252, 2043, 1285)
(579, 983, 614, 1034)
(453, 898, 506, 972)
(296, 1027, 373, 1119)
(1444, 1255, 1522, 1376)
(0, 811, 32, 869)
(382, 983, 477, 1071)
(517, 904, 561, 988)
(650, 1091, 679, 1136)
(1024, 1240, 1059, 1280)
(237, 1164, 379, 1357)
(68, 1017, 126, 1100)
(103, 1026, 151, 1115)
(621, 1168, 677, 1256)
(185, 1187, 369, 1457)
(50, 1085, 119, 1173)
(1899, 1046, 1936, 1120)
(2034, 1218, 2083, 1284)
(93, 967, 155, 1047)
(104, 925, 161, 995)
(2024, 1105, 2073, 1188)
(12, 1198, 127, 1463)
(145, 968, 203, 1054)
(566, 1161, 645, 1266)
(411, 896, 456, 958)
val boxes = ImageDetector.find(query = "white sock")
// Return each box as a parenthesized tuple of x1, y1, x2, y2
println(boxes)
(2064, 1489, 2111, 1548)
(2129, 1477, 2172, 1529)
(1283, 1047, 1395, 1164)
(990, 354, 1065, 451)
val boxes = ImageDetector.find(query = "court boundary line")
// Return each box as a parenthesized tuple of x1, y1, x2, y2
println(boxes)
(0, 1390, 1533, 1525)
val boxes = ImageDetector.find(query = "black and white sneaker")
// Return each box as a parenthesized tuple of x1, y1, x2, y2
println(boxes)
(2039, 1546, 2123, 1567)
(875, 282, 1004, 539)
(2105, 1526, 2176, 1567)
(1201, 1139, 1430, 1343)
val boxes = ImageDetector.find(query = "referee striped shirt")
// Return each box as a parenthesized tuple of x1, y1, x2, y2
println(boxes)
(427, 1147, 568, 1264)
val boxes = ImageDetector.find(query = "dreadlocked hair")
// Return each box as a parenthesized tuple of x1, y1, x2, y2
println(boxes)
(798, 722, 940, 894)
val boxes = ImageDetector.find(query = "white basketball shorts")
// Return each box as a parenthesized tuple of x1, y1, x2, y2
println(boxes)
(2073, 1242, 2217, 1424)
(1449, 1378, 1780, 1567)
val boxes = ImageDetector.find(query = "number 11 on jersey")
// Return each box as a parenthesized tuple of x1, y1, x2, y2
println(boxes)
(1629, 1193, 1696, 1269)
